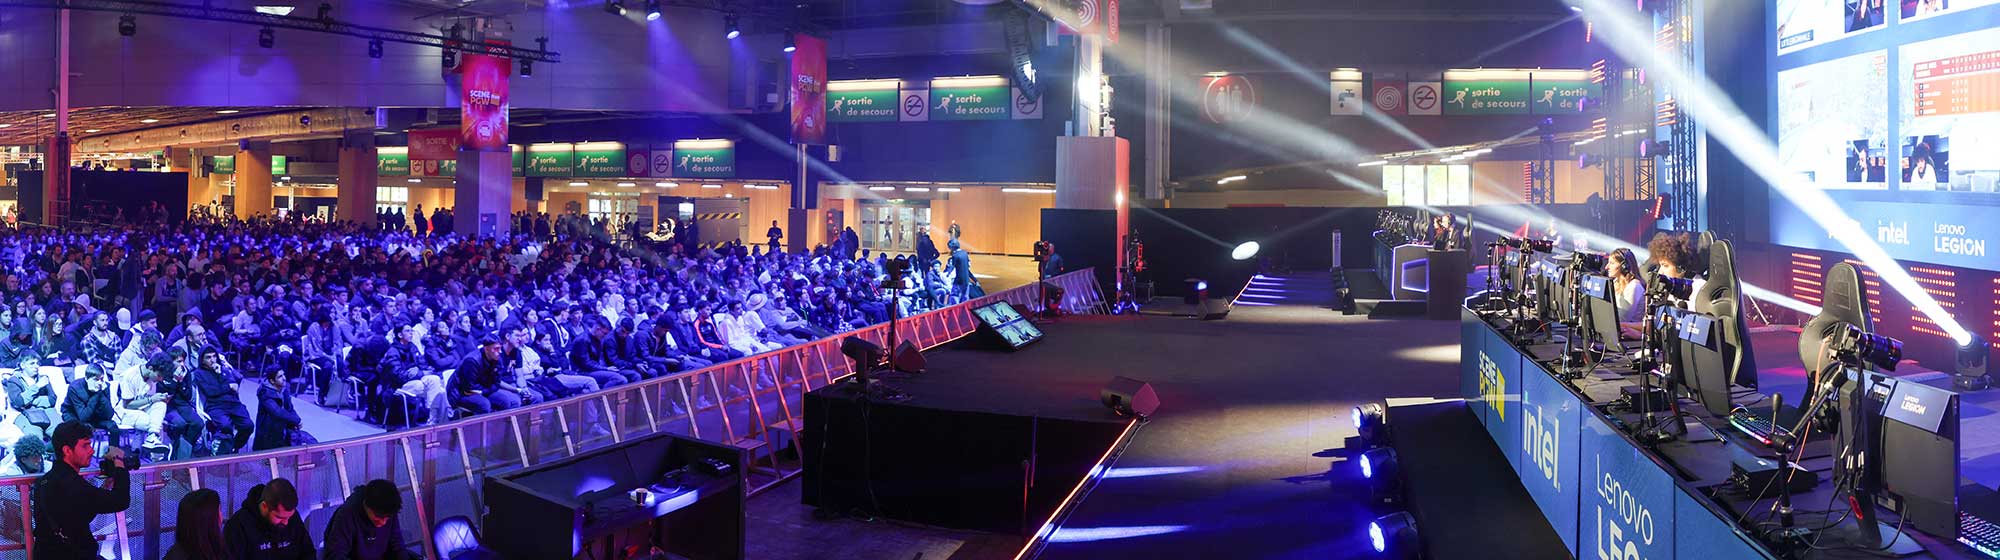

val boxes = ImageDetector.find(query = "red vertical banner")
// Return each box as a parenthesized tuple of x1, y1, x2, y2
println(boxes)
(459, 53, 510, 152)
(790, 33, 828, 145)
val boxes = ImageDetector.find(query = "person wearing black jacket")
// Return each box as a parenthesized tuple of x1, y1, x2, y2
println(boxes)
(223, 477, 315, 560)
(61, 365, 119, 432)
(193, 348, 254, 454)
(321, 479, 410, 560)
(567, 320, 636, 388)
(253, 370, 303, 451)
(6, 362, 57, 440)
(30, 421, 131, 560)
(155, 352, 204, 461)
(449, 338, 521, 415)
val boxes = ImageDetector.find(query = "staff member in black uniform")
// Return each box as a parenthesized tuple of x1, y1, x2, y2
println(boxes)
(30, 420, 132, 560)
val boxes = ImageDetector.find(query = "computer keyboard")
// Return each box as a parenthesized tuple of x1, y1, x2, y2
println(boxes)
(1960, 511, 2000, 557)
(1727, 410, 1791, 447)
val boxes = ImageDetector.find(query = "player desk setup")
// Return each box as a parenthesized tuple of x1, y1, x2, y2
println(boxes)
(1456, 237, 1982, 560)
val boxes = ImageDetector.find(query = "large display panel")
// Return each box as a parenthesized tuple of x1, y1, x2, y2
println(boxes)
(1379, 164, 1471, 208)
(1770, 1, 2000, 271)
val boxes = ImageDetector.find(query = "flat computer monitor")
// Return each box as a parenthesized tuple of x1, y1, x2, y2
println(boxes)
(1580, 274, 1625, 354)
(1677, 312, 1734, 413)
(973, 300, 1043, 350)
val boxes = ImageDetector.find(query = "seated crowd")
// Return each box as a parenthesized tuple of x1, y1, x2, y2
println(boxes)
(0, 211, 979, 476)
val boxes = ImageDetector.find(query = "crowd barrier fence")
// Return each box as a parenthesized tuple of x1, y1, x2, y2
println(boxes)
(0, 269, 1108, 560)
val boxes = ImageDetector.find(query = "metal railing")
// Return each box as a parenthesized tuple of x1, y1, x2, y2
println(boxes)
(0, 268, 1107, 560)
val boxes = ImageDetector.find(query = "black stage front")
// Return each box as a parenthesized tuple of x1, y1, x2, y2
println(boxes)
(799, 331, 1135, 536)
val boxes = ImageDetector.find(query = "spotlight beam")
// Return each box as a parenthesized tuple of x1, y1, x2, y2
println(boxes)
(1566, 0, 1971, 344)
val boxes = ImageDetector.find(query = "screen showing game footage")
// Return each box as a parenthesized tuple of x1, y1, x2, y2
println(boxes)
(973, 301, 1042, 349)
(1769, 0, 2000, 270)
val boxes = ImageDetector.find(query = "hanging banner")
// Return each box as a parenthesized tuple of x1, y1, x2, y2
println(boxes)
(1409, 81, 1442, 115)
(1051, 0, 1114, 42)
(929, 78, 1013, 121)
(789, 33, 828, 145)
(1372, 79, 1408, 115)
(1330, 69, 1365, 116)
(672, 141, 735, 178)
(459, 53, 511, 152)
(900, 89, 931, 122)
(1004, 7, 1042, 101)
(408, 128, 460, 160)
(1201, 75, 1257, 124)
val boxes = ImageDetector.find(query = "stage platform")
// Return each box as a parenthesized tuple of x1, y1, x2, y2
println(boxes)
(747, 270, 1474, 559)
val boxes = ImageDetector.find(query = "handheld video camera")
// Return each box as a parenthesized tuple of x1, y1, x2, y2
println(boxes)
(1650, 274, 1695, 301)
(1494, 236, 1554, 253)
(1570, 251, 1608, 272)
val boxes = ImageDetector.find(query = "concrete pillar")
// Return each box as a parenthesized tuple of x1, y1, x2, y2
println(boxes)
(336, 131, 378, 226)
(167, 147, 205, 216)
(233, 141, 273, 219)
(454, 149, 512, 237)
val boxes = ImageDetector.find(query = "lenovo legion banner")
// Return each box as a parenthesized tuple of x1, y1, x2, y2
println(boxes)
(459, 53, 510, 152)
(790, 33, 828, 145)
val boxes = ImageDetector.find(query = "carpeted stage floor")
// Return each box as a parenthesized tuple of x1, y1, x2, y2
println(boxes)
(745, 270, 1477, 559)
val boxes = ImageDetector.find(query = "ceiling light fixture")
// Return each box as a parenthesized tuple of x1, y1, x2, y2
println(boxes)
(725, 14, 741, 39)
(139, 118, 159, 123)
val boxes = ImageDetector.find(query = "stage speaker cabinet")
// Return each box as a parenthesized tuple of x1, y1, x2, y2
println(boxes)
(893, 340, 926, 373)
(1101, 376, 1159, 418)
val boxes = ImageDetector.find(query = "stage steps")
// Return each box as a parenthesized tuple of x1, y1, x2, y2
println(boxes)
(1342, 268, 1428, 317)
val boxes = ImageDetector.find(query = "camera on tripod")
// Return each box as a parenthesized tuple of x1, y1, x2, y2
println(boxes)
(1570, 251, 1607, 272)
(1831, 323, 1903, 372)
(1032, 240, 1053, 262)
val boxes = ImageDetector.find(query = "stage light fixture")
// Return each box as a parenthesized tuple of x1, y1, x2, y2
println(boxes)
(1956, 335, 1990, 391)
(645, 0, 661, 21)
(1577, 153, 1603, 169)
(519, 58, 533, 77)
(1231, 241, 1260, 261)
(1359, 448, 1398, 480)
(1369, 511, 1420, 558)
(725, 14, 741, 39)
(1639, 140, 1671, 157)
(365, 38, 383, 58)
(1352, 402, 1390, 447)
(118, 15, 136, 36)
(442, 48, 457, 69)
(784, 32, 797, 53)
(605, 0, 626, 15)
(259, 26, 275, 48)
(316, 2, 333, 26)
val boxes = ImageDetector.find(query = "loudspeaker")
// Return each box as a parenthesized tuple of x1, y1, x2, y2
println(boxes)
(1100, 376, 1159, 418)
(893, 340, 926, 373)
(840, 336, 884, 372)
(1195, 298, 1230, 320)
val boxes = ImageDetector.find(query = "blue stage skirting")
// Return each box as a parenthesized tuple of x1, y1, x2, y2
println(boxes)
(1459, 308, 1777, 560)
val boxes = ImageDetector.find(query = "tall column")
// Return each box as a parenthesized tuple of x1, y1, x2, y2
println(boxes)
(45, 7, 70, 226)
(454, 149, 512, 237)
(233, 140, 273, 219)
(336, 131, 378, 226)
(1143, 24, 1171, 201)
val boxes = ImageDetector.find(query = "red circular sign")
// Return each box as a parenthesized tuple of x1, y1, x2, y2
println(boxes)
(1202, 76, 1257, 124)
(1411, 83, 1439, 112)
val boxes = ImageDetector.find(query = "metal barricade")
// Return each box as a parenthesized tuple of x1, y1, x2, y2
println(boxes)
(0, 269, 1107, 560)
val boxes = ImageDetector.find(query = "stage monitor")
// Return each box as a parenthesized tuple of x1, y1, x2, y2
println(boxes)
(974, 301, 1043, 350)
(1771, 2, 2000, 271)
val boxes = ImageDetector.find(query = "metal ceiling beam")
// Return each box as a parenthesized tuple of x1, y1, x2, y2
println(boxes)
(1120, 9, 1571, 25)
(73, 107, 377, 152)
(0, 0, 561, 62)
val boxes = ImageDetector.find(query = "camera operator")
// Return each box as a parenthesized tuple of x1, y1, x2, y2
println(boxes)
(1034, 241, 1064, 280)
(30, 420, 132, 560)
